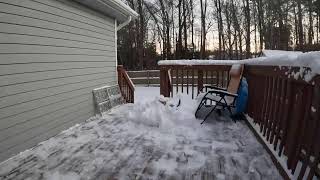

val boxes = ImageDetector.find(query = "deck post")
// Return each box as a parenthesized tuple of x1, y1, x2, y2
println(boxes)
(198, 70, 204, 94)
(160, 67, 170, 97)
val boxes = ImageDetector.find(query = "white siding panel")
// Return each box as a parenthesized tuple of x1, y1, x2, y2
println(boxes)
(0, 78, 114, 118)
(0, 23, 113, 47)
(0, 67, 113, 86)
(0, 44, 112, 56)
(0, 33, 113, 52)
(0, 73, 111, 97)
(32, 0, 114, 28)
(0, 0, 117, 161)
(0, 103, 94, 161)
(0, 1, 114, 34)
(0, 13, 113, 41)
(0, 61, 114, 76)
(0, 88, 98, 143)
(0, 54, 115, 65)
(0, 0, 114, 29)
(0, 85, 102, 142)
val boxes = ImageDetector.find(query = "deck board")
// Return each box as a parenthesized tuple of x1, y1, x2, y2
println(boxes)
(0, 104, 282, 180)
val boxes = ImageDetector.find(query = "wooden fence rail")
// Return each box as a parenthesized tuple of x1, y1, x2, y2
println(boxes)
(117, 65, 135, 103)
(127, 70, 160, 85)
(245, 65, 320, 179)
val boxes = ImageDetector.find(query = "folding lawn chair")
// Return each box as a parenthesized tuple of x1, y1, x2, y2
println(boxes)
(195, 64, 244, 124)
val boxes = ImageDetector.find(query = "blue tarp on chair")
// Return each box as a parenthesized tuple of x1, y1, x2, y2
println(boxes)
(235, 78, 248, 114)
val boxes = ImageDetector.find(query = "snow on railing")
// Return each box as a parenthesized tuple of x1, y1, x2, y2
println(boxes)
(158, 51, 320, 82)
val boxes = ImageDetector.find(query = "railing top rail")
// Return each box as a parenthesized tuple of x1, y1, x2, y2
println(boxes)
(158, 52, 320, 80)
(159, 62, 319, 83)
(244, 65, 320, 84)
(158, 59, 239, 66)
(159, 64, 232, 71)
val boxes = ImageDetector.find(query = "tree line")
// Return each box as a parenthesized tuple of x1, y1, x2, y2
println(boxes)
(118, 0, 320, 70)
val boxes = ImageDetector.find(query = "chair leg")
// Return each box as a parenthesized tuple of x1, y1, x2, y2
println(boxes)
(227, 106, 236, 123)
(195, 98, 206, 118)
(216, 109, 222, 116)
(201, 104, 218, 124)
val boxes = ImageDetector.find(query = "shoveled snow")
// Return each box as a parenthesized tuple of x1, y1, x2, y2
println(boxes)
(0, 87, 281, 179)
(262, 50, 302, 58)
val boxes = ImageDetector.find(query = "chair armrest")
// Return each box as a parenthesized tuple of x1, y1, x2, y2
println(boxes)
(205, 85, 227, 91)
(200, 85, 227, 92)
(208, 89, 238, 98)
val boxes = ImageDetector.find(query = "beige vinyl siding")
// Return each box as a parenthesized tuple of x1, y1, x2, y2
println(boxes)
(0, 0, 117, 161)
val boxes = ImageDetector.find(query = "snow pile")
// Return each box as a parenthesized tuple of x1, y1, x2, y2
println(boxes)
(243, 51, 320, 68)
(262, 50, 302, 58)
(0, 94, 281, 179)
(158, 51, 320, 82)
(243, 51, 320, 81)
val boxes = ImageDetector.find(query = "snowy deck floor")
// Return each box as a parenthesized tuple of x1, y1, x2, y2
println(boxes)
(0, 86, 281, 180)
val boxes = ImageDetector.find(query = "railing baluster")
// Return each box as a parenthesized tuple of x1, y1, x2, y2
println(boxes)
(227, 71, 230, 85)
(198, 70, 203, 94)
(286, 85, 305, 172)
(217, 71, 220, 87)
(250, 76, 257, 120)
(186, 69, 189, 94)
(211, 71, 214, 86)
(181, 69, 184, 93)
(291, 86, 313, 174)
(176, 68, 178, 94)
(266, 77, 277, 141)
(264, 77, 273, 135)
(170, 69, 174, 97)
(192, 69, 194, 99)
(205, 70, 208, 86)
(273, 78, 286, 150)
(221, 71, 224, 88)
(269, 77, 281, 144)
(278, 79, 292, 157)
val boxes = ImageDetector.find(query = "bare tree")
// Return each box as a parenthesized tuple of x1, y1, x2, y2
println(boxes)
(200, 0, 208, 58)
(297, 0, 304, 49)
(243, 0, 250, 58)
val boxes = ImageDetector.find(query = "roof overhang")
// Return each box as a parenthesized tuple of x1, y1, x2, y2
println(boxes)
(73, 0, 138, 24)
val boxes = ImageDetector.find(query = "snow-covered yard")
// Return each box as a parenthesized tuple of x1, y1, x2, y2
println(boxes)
(0, 86, 281, 180)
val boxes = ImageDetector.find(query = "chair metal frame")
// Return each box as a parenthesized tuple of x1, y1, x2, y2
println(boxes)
(195, 85, 238, 124)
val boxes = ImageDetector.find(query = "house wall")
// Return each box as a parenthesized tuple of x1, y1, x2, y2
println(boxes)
(0, 0, 117, 161)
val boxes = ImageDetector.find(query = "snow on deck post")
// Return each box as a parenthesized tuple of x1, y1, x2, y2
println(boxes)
(160, 67, 170, 97)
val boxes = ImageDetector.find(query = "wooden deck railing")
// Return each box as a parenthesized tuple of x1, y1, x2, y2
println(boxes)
(127, 70, 160, 86)
(245, 66, 320, 179)
(159, 65, 231, 99)
(117, 65, 134, 103)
